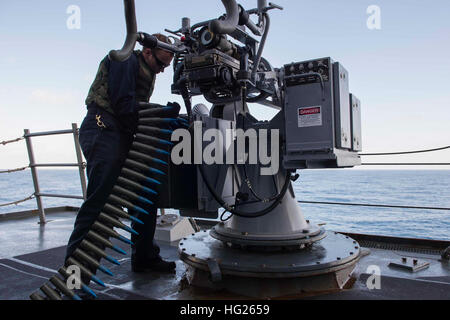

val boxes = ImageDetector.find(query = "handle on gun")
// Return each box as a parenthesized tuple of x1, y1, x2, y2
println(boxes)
(209, 0, 240, 35)
(108, 0, 138, 62)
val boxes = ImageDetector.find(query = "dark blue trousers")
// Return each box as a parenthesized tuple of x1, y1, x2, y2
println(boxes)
(65, 107, 160, 263)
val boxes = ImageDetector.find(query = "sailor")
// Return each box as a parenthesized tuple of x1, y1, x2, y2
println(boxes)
(65, 33, 177, 278)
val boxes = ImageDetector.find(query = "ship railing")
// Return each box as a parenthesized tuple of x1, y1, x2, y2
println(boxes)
(0, 124, 87, 224)
(24, 124, 87, 224)
(1, 128, 449, 223)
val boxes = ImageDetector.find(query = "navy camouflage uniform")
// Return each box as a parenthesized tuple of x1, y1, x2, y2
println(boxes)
(66, 50, 161, 264)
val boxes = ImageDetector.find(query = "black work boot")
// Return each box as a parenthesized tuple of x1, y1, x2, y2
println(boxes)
(131, 256, 176, 273)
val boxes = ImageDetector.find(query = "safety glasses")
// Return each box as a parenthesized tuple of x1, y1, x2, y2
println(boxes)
(153, 54, 170, 69)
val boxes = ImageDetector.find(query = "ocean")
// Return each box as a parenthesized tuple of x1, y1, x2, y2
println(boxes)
(1, 169, 449, 241)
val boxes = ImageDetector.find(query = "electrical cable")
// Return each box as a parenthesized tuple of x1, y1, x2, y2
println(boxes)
(237, 102, 280, 203)
(219, 208, 233, 221)
(181, 85, 291, 218)
(198, 163, 291, 218)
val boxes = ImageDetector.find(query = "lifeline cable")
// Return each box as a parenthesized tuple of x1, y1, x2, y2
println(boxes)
(29, 102, 186, 300)
(359, 145, 450, 156)
(361, 162, 450, 166)
(297, 200, 450, 211)
(0, 136, 24, 145)
(0, 194, 35, 207)
(0, 166, 29, 174)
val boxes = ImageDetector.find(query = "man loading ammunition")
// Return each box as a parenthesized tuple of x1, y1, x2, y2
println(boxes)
(66, 33, 177, 277)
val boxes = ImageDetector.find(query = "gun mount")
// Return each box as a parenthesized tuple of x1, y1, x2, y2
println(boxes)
(109, 0, 363, 298)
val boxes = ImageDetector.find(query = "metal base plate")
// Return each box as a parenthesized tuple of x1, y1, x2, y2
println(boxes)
(179, 230, 361, 298)
(179, 230, 361, 278)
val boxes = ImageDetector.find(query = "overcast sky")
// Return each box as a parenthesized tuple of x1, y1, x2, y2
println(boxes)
(0, 0, 449, 170)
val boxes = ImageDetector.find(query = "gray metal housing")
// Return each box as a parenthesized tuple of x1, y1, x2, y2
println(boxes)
(283, 57, 361, 169)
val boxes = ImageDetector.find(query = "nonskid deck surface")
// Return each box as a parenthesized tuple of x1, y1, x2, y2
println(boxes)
(0, 209, 449, 300)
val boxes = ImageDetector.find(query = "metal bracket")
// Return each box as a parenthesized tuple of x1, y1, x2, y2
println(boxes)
(207, 259, 222, 282)
(389, 257, 430, 272)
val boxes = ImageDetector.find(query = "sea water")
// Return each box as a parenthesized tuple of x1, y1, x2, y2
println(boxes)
(1, 169, 448, 241)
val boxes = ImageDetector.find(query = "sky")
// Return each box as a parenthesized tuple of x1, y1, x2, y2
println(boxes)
(0, 0, 449, 170)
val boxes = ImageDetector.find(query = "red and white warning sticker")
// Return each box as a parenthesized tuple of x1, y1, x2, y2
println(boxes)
(298, 106, 322, 128)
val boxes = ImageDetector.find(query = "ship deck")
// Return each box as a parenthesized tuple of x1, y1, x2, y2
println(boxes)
(1, 207, 449, 300)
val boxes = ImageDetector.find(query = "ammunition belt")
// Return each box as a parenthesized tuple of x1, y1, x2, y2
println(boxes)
(30, 103, 187, 300)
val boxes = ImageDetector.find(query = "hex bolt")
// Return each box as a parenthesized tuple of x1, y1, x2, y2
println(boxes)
(402, 257, 407, 263)
(413, 259, 418, 265)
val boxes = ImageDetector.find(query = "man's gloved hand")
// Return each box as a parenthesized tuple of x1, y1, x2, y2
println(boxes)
(166, 101, 181, 113)
(137, 101, 189, 132)
(166, 101, 189, 129)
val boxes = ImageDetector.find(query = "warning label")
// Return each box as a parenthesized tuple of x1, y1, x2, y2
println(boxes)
(298, 106, 322, 128)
